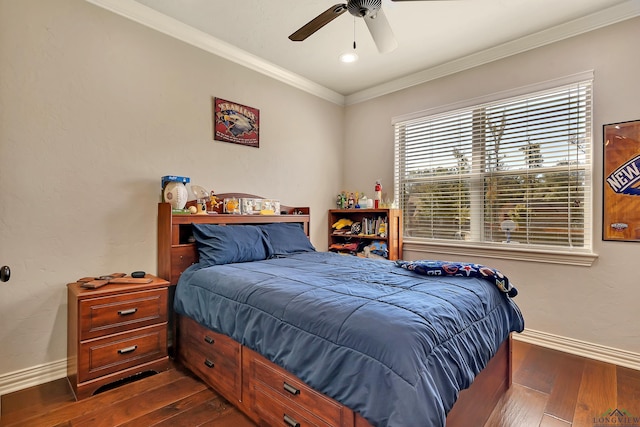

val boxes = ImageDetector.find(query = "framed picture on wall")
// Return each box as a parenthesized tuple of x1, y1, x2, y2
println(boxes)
(603, 119, 640, 241)
(212, 97, 260, 148)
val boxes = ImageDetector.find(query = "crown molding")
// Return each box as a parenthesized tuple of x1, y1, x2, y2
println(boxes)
(345, 0, 640, 105)
(86, 0, 639, 106)
(85, 0, 345, 105)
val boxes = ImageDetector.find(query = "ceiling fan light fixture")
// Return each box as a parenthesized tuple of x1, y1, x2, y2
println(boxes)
(288, 0, 397, 54)
(339, 51, 359, 63)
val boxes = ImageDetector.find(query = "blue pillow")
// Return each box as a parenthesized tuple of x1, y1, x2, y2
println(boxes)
(259, 222, 316, 256)
(192, 224, 271, 266)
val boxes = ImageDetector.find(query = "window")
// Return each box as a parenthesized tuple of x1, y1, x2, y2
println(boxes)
(394, 77, 592, 254)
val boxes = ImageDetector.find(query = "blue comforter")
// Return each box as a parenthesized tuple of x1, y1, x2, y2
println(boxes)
(174, 252, 524, 427)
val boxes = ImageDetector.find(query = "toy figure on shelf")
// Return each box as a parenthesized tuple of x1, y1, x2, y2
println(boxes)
(374, 180, 382, 208)
(359, 194, 368, 208)
(362, 241, 388, 259)
(378, 221, 387, 238)
(348, 193, 355, 209)
(209, 191, 221, 213)
(336, 192, 347, 209)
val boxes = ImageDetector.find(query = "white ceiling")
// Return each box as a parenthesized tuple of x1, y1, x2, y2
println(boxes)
(87, 0, 639, 104)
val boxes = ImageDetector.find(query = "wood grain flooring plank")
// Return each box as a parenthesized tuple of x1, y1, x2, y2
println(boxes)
(543, 352, 585, 423)
(1, 369, 185, 427)
(484, 383, 547, 427)
(150, 398, 236, 427)
(513, 344, 561, 394)
(68, 375, 207, 427)
(197, 410, 256, 427)
(616, 365, 640, 421)
(573, 360, 617, 426)
(0, 382, 75, 427)
(539, 414, 571, 427)
(115, 389, 217, 427)
(0, 378, 74, 418)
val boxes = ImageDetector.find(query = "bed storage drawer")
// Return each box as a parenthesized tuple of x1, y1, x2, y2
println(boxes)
(79, 289, 168, 340)
(178, 316, 242, 402)
(78, 323, 167, 382)
(245, 347, 347, 427)
(252, 382, 335, 427)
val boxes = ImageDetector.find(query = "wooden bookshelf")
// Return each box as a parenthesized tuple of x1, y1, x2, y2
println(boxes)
(328, 208, 402, 260)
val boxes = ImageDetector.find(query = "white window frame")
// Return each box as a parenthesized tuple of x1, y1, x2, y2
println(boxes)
(393, 72, 598, 266)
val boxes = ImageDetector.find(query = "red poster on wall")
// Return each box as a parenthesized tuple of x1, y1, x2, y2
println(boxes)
(212, 97, 260, 148)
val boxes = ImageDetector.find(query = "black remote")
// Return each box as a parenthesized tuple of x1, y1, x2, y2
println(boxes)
(131, 271, 146, 278)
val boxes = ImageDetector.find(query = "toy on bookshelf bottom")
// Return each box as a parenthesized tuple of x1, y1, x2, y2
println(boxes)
(329, 240, 388, 259)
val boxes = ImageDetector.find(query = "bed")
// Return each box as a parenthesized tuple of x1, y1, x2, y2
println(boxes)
(157, 196, 524, 427)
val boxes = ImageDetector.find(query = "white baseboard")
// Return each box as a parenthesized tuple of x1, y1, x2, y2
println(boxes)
(0, 359, 67, 399)
(514, 329, 640, 371)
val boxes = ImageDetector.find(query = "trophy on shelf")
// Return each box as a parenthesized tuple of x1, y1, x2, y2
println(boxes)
(190, 185, 210, 215)
(500, 219, 517, 243)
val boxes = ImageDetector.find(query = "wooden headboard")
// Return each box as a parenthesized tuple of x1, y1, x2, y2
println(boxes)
(157, 193, 311, 285)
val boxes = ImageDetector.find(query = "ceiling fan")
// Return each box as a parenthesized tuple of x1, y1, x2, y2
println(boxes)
(288, 0, 438, 54)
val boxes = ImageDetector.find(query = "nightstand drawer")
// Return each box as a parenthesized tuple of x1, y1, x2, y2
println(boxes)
(79, 289, 168, 340)
(78, 323, 167, 382)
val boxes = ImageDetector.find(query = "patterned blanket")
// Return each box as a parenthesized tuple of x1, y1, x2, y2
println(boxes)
(395, 260, 518, 297)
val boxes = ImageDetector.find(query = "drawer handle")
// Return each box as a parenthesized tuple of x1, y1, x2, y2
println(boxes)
(204, 335, 215, 345)
(283, 382, 300, 396)
(118, 308, 138, 316)
(117, 345, 137, 354)
(283, 414, 300, 427)
(204, 359, 215, 368)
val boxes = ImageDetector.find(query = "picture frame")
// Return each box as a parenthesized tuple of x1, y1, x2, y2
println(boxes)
(212, 97, 260, 148)
(603, 119, 640, 241)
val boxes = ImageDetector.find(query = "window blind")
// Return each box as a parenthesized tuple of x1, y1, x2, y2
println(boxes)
(394, 79, 592, 250)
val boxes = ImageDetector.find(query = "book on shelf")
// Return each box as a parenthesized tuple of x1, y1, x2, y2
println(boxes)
(362, 216, 387, 236)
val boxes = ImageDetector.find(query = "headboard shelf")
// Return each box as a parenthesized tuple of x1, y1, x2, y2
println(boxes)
(158, 195, 311, 285)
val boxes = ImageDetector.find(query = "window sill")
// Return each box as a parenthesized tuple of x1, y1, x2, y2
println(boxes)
(402, 239, 598, 267)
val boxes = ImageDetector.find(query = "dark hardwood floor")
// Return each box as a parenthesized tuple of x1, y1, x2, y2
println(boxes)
(2, 340, 640, 426)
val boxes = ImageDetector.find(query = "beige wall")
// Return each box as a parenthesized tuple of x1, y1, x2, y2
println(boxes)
(344, 17, 640, 353)
(1, 0, 639, 384)
(0, 0, 342, 376)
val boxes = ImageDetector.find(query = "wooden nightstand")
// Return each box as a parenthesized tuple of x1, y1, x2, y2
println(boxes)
(67, 275, 171, 400)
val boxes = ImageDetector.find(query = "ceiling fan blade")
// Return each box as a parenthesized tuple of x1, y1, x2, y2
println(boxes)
(364, 8, 398, 53)
(289, 4, 348, 41)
